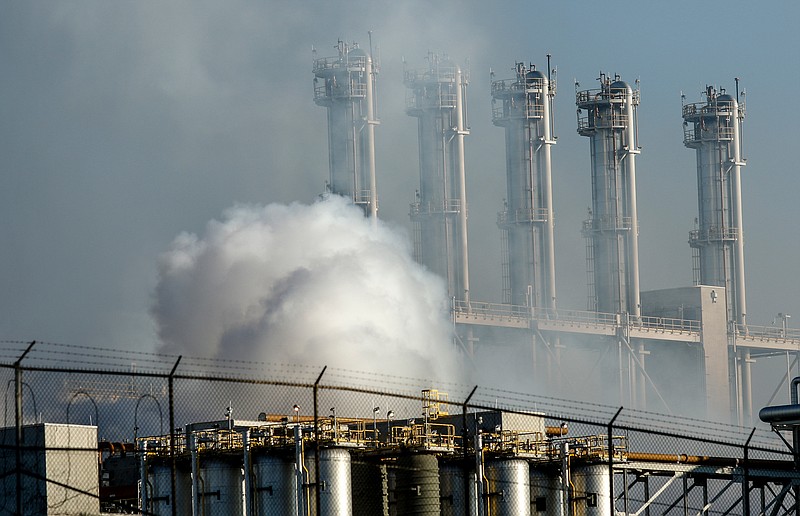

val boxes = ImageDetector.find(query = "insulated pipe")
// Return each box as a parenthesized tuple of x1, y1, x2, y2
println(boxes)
(364, 52, 378, 221)
(730, 97, 747, 325)
(243, 429, 253, 516)
(558, 442, 569, 516)
(294, 425, 305, 516)
(623, 85, 642, 318)
(139, 440, 148, 514)
(189, 432, 199, 516)
(455, 66, 471, 305)
(759, 377, 800, 423)
(474, 426, 485, 516)
(541, 74, 557, 310)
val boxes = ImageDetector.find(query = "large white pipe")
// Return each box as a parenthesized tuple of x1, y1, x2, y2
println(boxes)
(364, 53, 379, 222)
(455, 66, 471, 304)
(242, 429, 253, 516)
(541, 75, 557, 310)
(190, 432, 199, 516)
(139, 440, 148, 513)
(730, 97, 747, 325)
(624, 85, 641, 318)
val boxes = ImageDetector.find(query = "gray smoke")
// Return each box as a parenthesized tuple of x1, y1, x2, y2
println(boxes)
(151, 196, 466, 384)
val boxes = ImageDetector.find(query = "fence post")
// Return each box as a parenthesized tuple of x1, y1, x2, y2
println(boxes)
(313, 366, 327, 516)
(462, 386, 478, 516)
(168, 356, 181, 516)
(608, 407, 623, 516)
(13, 340, 36, 516)
(743, 427, 756, 516)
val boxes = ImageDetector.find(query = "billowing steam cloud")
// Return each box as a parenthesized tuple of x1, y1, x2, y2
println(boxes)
(151, 196, 465, 384)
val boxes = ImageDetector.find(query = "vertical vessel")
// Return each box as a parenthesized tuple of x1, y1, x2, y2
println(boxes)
(406, 53, 471, 304)
(313, 40, 379, 219)
(492, 61, 557, 310)
(683, 84, 747, 326)
(576, 73, 642, 316)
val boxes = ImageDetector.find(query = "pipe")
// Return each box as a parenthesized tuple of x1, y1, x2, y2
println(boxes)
(243, 429, 253, 516)
(294, 425, 306, 516)
(190, 432, 199, 516)
(474, 424, 485, 516)
(541, 71, 557, 310)
(139, 440, 148, 514)
(455, 66, 471, 305)
(730, 96, 747, 325)
(545, 425, 568, 437)
(624, 84, 641, 317)
(364, 52, 378, 222)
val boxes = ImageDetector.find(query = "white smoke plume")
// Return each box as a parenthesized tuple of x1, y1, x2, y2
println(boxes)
(151, 196, 465, 384)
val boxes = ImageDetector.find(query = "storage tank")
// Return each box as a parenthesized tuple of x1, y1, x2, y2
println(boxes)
(439, 459, 477, 516)
(351, 458, 388, 516)
(486, 458, 531, 516)
(571, 464, 611, 516)
(252, 452, 298, 515)
(197, 455, 245, 515)
(145, 459, 192, 516)
(394, 452, 441, 515)
(529, 467, 560, 516)
(305, 447, 353, 516)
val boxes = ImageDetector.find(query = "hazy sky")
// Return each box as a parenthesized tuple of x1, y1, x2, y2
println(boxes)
(2, 0, 798, 353)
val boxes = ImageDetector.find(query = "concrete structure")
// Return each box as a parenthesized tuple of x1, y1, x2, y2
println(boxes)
(0, 423, 99, 515)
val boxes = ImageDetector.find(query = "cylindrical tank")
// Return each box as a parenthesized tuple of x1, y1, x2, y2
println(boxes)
(313, 41, 379, 219)
(405, 53, 470, 304)
(683, 84, 747, 326)
(198, 455, 245, 515)
(576, 73, 641, 316)
(305, 447, 353, 516)
(351, 458, 388, 516)
(571, 464, 611, 516)
(146, 459, 192, 516)
(492, 63, 557, 310)
(394, 452, 441, 515)
(252, 453, 297, 515)
(529, 466, 560, 516)
(439, 460, 477, 516)
(486, 459, 531, 516)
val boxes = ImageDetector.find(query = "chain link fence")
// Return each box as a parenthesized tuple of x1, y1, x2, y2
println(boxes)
(0, 340, 795, 515)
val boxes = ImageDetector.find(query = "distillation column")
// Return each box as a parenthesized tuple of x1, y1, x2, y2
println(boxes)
(491, 62, 557, 310)
(313, 40, 379, 219)
(683, 85, 747, 327)
(683, 83, 748, 423)
(577, 74, 642, 317)
(406, 54, 471, 304)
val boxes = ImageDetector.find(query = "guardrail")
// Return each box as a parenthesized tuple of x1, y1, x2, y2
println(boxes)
(453, 301, 700, 335)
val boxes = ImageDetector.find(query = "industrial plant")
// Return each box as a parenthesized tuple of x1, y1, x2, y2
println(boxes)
(3, 37, 800, 516)
(309, 40, 799, 427)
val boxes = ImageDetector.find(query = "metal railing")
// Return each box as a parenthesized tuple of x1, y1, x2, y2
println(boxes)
(497, 207, 550, 225)
(453, 301, 701, 334)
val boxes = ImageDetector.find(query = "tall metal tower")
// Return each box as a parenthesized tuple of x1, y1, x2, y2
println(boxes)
(491, 61, 557, 309)
(313, 40, 379, 219)
(577, 73, 642, 316)
(683, 84, 747, 326)
(405, 54, 470, 303)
